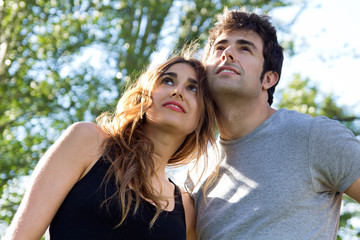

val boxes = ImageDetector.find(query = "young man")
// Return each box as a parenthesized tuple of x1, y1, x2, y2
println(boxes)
(194, 9, 360, 239)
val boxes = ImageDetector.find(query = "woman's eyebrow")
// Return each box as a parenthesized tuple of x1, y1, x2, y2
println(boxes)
(161, 72, 177, 77)
(188, 78, 198, 85)
(162, 72, 198, 84)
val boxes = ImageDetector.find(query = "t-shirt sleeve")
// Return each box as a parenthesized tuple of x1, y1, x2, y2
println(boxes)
(309, 116, 360, 193)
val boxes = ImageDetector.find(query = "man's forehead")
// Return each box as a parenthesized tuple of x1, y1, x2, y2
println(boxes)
(215, 29, 254, 39)
(213, 30, 263, 47)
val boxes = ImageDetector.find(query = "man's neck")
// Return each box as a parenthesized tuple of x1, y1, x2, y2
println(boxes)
(216, 97, 276, 140)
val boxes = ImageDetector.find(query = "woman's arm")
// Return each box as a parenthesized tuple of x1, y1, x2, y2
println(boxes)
(182, 191, 197, 240)
(4, 122, 107, 240)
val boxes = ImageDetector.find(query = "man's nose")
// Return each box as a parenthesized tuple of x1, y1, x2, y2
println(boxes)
(221, 47, 235, 62)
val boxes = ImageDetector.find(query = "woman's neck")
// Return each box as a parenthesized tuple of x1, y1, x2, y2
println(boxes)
(144, 123, 187, 175)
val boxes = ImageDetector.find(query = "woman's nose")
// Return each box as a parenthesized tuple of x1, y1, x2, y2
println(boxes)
(171, 88, 183, 100)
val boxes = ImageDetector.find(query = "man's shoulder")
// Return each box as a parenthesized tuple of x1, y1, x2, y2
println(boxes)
(279, 110, 357, 144)
(278, 108, 312, 119)
(277, 109, 339, 127)
(272, 109, 314, 130)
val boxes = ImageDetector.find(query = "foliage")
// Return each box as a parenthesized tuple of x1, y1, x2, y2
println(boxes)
(277, 74, 360, 135)
(276, 74, 360, 238)
(337, 196, 360, 240)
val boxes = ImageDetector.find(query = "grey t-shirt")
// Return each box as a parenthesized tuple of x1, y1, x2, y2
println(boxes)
(194, 109, 360, 240)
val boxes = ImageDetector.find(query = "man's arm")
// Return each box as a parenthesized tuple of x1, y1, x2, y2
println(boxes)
(344, 176, 360, 202)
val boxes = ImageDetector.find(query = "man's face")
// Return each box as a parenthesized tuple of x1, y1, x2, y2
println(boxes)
(205, 30, 265, 100)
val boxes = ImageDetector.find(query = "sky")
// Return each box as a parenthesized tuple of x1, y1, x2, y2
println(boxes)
(272, 0, 360, 113)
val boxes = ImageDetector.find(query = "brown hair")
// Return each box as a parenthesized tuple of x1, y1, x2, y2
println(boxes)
(96, 50, 216, 227)
(204, 8, 284, 105)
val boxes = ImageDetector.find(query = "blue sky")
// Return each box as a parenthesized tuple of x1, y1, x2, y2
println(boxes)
(273, 0, 360, 113)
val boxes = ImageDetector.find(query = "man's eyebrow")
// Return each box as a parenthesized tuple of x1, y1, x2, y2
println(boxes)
(213, 39, 258, 50)
(213, 39, 228, 47)
(236, 39, 257, 50)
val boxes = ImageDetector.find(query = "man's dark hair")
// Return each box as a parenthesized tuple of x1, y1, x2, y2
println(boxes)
(204, 9, 284, 105)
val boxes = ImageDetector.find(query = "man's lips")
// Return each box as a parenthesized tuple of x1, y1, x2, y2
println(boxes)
(162, 101, 186, 113)
(216, 66, 240, 75)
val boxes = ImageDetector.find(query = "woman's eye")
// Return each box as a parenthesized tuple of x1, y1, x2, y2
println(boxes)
(187, 85, 198, 93)
(161, 77, 173, 85)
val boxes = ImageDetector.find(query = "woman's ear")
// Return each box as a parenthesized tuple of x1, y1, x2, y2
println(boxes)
(262, 71, 279, 90)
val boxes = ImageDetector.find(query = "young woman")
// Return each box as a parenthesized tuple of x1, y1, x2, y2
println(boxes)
(5, 54, 216, 240)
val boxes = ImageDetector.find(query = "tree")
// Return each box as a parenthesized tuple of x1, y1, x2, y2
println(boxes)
(276, 74, 360, 239)
(1, 0, 300, 229)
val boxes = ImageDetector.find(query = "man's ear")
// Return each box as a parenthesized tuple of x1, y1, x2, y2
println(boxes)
(262, 71, 279, 90)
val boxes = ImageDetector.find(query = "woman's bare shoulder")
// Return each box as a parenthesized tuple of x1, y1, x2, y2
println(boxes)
(55, 122, 110, 164)
(65, 122, 109, 145)
(61, 122, 111, 178)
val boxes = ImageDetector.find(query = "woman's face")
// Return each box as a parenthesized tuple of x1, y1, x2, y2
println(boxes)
(145, 63, 201, 136)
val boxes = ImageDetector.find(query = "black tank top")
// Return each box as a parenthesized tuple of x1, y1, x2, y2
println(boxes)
(49, 157, 186, 240)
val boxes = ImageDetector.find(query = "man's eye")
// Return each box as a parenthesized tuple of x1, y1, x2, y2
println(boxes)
(214, 46, 225, 51)
(240, 46, 251, 52)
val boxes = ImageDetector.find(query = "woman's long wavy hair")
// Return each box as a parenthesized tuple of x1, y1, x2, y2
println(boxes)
(96, 50, 217, 227)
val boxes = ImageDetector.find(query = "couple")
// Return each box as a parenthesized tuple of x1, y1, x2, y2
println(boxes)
(5, 9, 360, 240)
